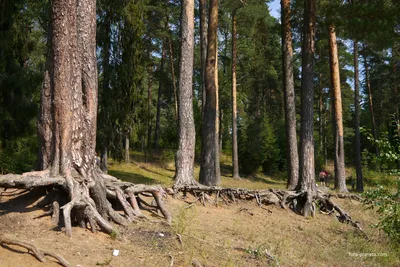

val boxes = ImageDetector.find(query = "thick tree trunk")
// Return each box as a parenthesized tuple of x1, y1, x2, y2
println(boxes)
(231, 10, 240, 180)
(354, 40, 363, 192)
(154, 40, 166, 152)
(328, 24, 347, 193)
(174, 0, 197, 188)
(33, 0, 173, 237)
(298, 0, 317, 217)
(363, 46, 379, 156)
(200, 0, 218, 186)
(200, 0, 207, 116)
(281, 0, 298, 189)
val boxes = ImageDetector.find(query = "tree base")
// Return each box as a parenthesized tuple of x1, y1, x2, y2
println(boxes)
(172, 185, 367, 237)
(0, 171, 171, 238)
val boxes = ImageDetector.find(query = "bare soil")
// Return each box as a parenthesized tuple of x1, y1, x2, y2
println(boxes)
(1, 188, 399, 267)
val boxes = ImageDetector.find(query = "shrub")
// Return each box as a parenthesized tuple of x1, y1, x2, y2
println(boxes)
(363, 182, 400, 243)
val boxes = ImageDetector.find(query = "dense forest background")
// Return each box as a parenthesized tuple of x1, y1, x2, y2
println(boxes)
(0, 0, 399, 182)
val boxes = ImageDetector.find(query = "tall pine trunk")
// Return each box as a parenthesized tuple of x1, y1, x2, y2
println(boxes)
(281, 0, 298, 189)
(354, 40, 363, 192)
(200, 0, 207, 116)
(231, 9, 240, 179)
(328, 24, 347, 192)
(174, 0, 197, 187)
(200, 0, 218, 186)
(298, 0, 317, 217)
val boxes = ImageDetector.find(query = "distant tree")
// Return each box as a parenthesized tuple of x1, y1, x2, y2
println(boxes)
(174, 0, 197, 187)
(281, 0, 299, 189)
(200, 0, 219, 186)
(353, 40, 363, 192)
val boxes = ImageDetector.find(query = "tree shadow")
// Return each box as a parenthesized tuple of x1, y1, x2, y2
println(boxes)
(108, 170, 159, 184)
(248, 175, 284, 185)
(0, 188, 46, 216)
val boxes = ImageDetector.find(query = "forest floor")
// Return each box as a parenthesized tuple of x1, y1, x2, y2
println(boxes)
(0, 152, 399, 267)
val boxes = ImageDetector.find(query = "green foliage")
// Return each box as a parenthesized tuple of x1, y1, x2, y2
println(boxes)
(363, 183, 400, 243)
(361, 127, 400, 172)
(239, 117, 280, 175)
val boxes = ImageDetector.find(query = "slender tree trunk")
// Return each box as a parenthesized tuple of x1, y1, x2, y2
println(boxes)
(147, 67, 153, 151)
(354, 40, 363, 192)
(174, 0, 197, 187)
(168, 37, 178, 121)
(281, 0, 298, 189)
(200, 0, 207, 116)
(328, 24, 347, 193)
(215, 38, 221, 183)
(200, 0, 218, 186)
(125, 134, 130, 163)
(363, 46, 379, 156)
(231, 9, 240, 179)
(298, 0, 317, 217)
(154, 41, 166, 152)
(219, 109, 223, 153)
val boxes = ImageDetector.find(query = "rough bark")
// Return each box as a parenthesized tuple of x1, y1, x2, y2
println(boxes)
(354, 40, 363, 192)
(298, 0, 317, 217)
(17, 0, 172, 238)
(154, 40, 166, 152)
(200, 0, 218, 186)
(329, 24, 348, 193)
(200, 0, 207, 116)
(174, 0, 197, 188)
(231, 9, 240, 180)
(281, 0, 298, 189)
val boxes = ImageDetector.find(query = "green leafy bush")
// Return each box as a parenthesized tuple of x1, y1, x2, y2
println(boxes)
(363, 182, 400, 243)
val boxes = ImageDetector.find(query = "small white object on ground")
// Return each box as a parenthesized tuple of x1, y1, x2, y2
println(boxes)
(159, 233, 165, 237)
(113, 250, 120, 256)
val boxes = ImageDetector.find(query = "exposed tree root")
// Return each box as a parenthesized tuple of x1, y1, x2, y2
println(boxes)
(172, 185, 367, 238)
(0, 234, 70, 267)
(0, 172, 171, 238)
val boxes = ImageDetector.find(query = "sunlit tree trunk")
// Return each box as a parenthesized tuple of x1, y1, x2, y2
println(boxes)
(231, 9, 240, 179)
(174, 0, 197, 187)
(328, 24, 347, 192)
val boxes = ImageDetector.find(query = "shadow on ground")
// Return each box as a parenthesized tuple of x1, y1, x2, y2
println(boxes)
(0, 188, 45, 216)
(109, 170, 159, 184)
